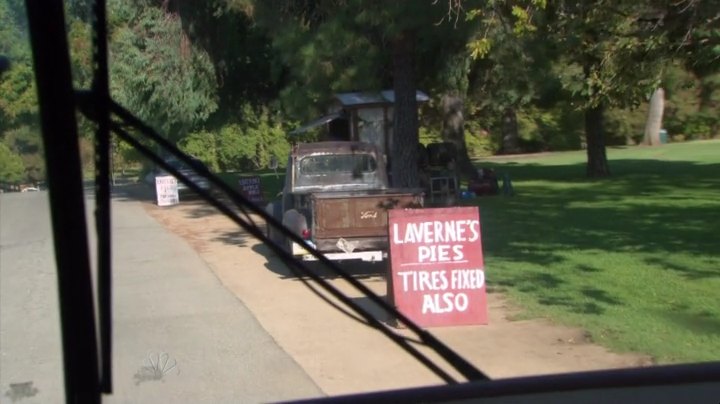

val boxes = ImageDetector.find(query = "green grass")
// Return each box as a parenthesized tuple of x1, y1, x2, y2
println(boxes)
(470, 140, 720, 363)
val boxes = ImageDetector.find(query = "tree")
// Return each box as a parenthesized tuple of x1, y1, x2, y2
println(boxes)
(643, 88, 665, 145)
(450, 0, 717, 173)
(0, 62, 36, 133)
(0, 0, 44, 183)
(239, 0, 386, 119)
(663, 1, 720, 138)
(3, 125, 45, 182)
(461, 1, 549, 157)
(544, 1, 669, 177)
(0, 0, 28, 61)
(389, 29, 421, 187)
(168, 0, 283, 121)
(108, 0, 219, 143)
(0, 142, 25, 183)
(417, 10, 482, 182)
(0, 0, 35, 133)
(231, 1, 493, 187)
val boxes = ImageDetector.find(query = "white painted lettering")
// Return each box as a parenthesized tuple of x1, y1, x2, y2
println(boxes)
(422, 221, 433, 243)
(450, 269, 486, 289)
(393, 219, 482, 245)
(418, 246, 432, 262)
(469, 220, 480, 242)
(418, 271, 432, 291)
(457, 220, 467, 241)
(407, 223, 422, 243)
(434, 221, 444, 242)
(455, 293, 469, 311)
(397, 271, 413, 292)
(438, 245, 451, 262)
(421, 292, 471, 314)
(452, 245, 464, 261)
(422, 294, 435, 314)
(393, 223, 403, 244)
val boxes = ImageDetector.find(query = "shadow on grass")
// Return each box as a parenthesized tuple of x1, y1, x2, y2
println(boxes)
(474, 158, 719, 317)
(661, 310, 720, 337)
(536, 296, 606, 315)
(484, 157, 720, 186)
(644, 256, 720, 281)
(480, 159, 720, 258)
(581, 287, 622, 306)
(577, 264, 602, 273)
(493, 272, 621, 315)
(495, 272, 565, 292)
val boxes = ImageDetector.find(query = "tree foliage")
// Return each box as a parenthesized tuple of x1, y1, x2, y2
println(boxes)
(449, 0, 718, 176)
(237, 0, 388, 120)
(0, 142, 25, 183)
(0, 62, 36, 131)
(179, 103, 290, 172)
(108, 0, 219, 142)
(1, 0, 717, 184)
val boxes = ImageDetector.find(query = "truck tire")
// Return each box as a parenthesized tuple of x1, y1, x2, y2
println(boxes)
(282, 208, 308, 254)
(265, 201, 284, 245)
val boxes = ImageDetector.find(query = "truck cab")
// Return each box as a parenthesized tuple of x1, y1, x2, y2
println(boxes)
(266, 141, 423, 261)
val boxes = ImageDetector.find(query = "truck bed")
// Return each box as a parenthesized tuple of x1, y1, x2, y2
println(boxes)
(311, 189, 424, 242)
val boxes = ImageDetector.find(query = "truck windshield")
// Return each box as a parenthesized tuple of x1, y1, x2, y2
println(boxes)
(299, 154, 377, 175)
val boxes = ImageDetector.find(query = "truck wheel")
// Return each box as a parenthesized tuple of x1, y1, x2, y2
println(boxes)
(282, 208, 308, 256)
(265, 202, 284, 245)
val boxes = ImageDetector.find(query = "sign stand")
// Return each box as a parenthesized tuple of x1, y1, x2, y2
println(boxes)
(155, 175, 179, 206)
(238, 176, 265, 206)
(269, 156, 279, 179)
(384, 258, 400, 328)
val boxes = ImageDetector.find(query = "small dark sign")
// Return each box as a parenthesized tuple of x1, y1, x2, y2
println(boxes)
(238, 176, 265, 205)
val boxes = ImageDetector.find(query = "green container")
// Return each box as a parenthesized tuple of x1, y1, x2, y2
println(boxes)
(659, 129, 668, 144)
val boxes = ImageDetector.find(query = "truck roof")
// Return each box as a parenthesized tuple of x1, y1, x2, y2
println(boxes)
(294, 141, 378, 155)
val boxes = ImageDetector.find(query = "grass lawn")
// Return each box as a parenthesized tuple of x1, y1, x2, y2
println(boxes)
(470, 140, 720, 363)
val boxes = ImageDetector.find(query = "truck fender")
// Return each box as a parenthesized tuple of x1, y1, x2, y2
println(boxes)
(265, 201, 284, 244)
(281, 209, 309, 254)
(282, 208, 308, 238)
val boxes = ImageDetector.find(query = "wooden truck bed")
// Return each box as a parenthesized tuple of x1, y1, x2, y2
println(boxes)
(311, 189, 423, 248)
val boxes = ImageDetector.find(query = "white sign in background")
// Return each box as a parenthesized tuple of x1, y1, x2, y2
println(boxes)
(155, 176, 179, 206)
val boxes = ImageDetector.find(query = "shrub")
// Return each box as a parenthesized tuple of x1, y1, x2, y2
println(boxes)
(178, 130, 219, 171)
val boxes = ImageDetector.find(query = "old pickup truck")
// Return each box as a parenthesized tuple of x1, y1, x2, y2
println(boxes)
(266, 141, 423, 261)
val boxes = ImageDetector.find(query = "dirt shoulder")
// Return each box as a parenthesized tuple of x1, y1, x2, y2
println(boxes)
(131, 189, 652, 396)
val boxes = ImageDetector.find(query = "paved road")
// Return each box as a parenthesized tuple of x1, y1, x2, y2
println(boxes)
(0, 190, 322, 403)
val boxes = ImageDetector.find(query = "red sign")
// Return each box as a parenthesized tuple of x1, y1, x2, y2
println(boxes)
(238, 176, 265, 205)
(388, 207, 487, 327)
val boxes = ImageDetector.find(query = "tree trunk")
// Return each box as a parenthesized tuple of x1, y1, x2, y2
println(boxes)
(440, 93, 480, 182)
(585, 103, 610, 177)
(391, 30, 420, 188)
(643, 88, 664, 145)
(501, 107, 520, 154)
